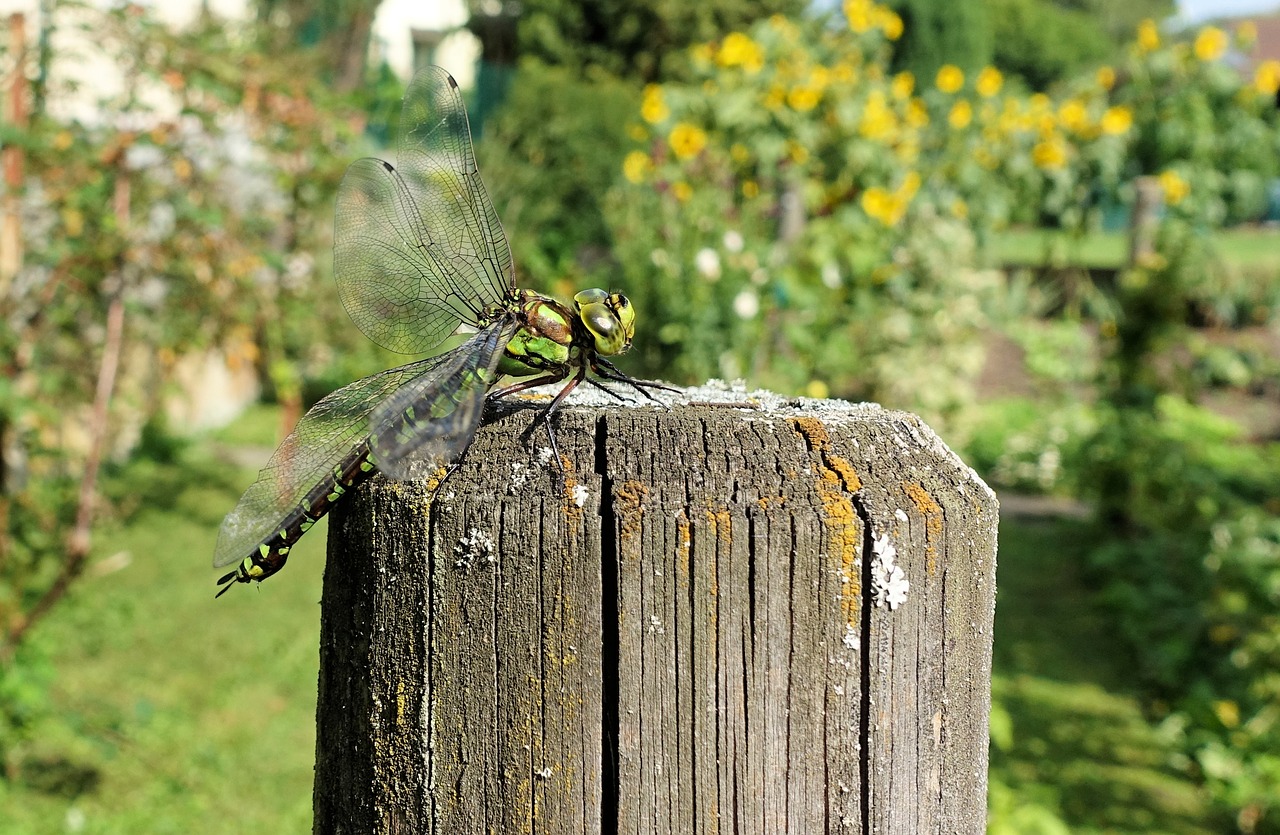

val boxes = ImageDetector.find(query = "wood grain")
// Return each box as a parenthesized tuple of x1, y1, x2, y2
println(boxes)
(313, 390, 998, 834)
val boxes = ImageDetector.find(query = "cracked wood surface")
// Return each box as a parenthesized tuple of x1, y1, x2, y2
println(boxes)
(312, 389, 998, 834)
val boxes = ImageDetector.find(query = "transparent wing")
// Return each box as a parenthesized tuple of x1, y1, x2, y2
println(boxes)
(214, 351, 476, 568)
(369, 319, 517, 480)
(334, 66, 514, 355)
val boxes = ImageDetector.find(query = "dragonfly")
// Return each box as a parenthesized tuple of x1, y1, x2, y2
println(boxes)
(213, 66, 672, 597)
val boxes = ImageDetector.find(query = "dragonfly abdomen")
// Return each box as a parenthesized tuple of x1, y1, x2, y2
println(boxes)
(216, 442, 379, 596)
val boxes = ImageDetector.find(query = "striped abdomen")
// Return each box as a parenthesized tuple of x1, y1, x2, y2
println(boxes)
(215, 441, 378, 596)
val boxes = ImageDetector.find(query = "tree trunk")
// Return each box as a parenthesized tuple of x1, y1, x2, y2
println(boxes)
(313, 389, 998, 834)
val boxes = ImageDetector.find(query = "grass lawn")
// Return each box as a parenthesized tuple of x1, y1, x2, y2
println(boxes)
(0, 407, 1226, 832)
(987, 516, 1219, 834)
(994, 226, 1280, 272)
(0, 406, 324, 834)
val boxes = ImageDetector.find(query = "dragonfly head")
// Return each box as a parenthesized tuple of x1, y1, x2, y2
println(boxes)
(574, 289, 635, 356)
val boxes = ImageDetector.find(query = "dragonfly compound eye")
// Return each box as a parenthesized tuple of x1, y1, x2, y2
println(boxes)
(608, 293, 636, 344)
(579, 302, 628, 355)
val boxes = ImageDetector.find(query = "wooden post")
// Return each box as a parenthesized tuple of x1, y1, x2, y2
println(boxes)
(313, 389, 998, 834)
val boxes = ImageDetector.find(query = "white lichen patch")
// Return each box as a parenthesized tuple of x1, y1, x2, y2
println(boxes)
(842, 623, 859, 649)
(871, 532, 909, 610)
(571, 484, 589, 508)
(454, 527, 496, 569)
(508, 461, 532, 492)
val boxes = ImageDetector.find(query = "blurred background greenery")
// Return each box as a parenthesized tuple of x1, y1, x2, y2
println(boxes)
(1, 0, 1279, 832)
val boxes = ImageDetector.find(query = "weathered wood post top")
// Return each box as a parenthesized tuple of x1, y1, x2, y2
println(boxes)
(314, 383, 999, 834)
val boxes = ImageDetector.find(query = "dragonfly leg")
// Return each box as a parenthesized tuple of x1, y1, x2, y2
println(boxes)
(591, 357, 680, 402)
(584, 376, 630, 402)
(523, 363, 589, 473)
(488, 369, 571, 402)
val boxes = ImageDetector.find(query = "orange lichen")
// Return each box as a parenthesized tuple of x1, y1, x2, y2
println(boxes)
(705, 505, 732, 545)
(791, 417, 863, 626)
(676, 512, 691, 577)
(559, 457, 584, 527)
(615, 480, 648, 544)
(904, 481, 943, 575)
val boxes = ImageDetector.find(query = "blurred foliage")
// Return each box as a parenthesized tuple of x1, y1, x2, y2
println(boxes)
(889, 0, 993, 81)
(476, 62, 639, 290)
(511, 0, 805, 82)
(0, 3, 375, 763)
(610, 6, 1280, 828)
(253, 0, 380, 91)
(987, 0, 1113, 91)
(607, 5, 1139, 425)
(1068, 21, 1280, 833)
(0, 0, 1276, 830)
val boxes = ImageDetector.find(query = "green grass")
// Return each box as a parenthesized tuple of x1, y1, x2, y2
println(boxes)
(0, 409, 325, 834)
(994, 226, 1280, 271)
(987, 516, 1221, 834)
(0, 408, 1227, 833)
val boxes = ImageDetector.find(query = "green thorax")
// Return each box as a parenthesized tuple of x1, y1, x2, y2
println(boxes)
(496, 288, 636, 379)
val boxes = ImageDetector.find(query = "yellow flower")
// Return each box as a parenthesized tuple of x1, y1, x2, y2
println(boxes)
(1037, 113, 1057, 137)
(622, 151, 652, 184)
(805, 379, 830, 399)
(764, 84, 786, 111)
(950, 198, 968, 219)
(1096, 66, 1116, 90)
(858, 91, 897, 140)
(905, 98, 929, 128)
(832, 62, 858, 84)
(641, 85, 669, 124)
(1255, 60, 1280, 96)
(1032, 137, 1068, 170)
(1028, 93, 1051, 113)
(672, 181, 693, 202)
(891, 71, 915, 99)
(788, 85, 822, 112)
(742, 180, 759, 199)
(173, 157, 193, 180)
(668, 123, 708, 160)
(1100, 106, 1133, 135)
(1194, 26, 1227, 61)
(898, 170, 921, 200)
(1213, 700, 1240, 729)
(975, 67, 1002, 97)
(948, 100, 972, 129)
(62, 207, 84, 237)
(861, 186, 896, 225)
(895, 139, 919, 165)
(717, 32, 765, 72)
(730, 143, 751, 163)
(787, 140, 810, 164)
(1137, 19, 1160, 53)
(1057, 99, 1088, 134)
(845, 0, 873, 33)
(1158, 169, 1190, 205)
(1236, 21, 1257, 46)
(877, 7, 904, 40)
(935, 64, 964, 94)
(53, 130, 74, 151)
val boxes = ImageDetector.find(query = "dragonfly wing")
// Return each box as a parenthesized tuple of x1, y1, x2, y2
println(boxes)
(368, 319, 517, 481)
(213, 353, 468, 568)
(334, 66, 512, 355)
